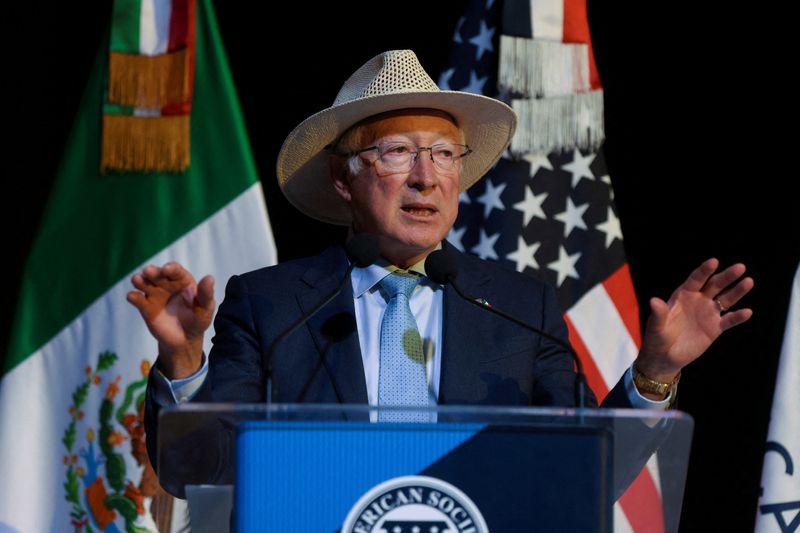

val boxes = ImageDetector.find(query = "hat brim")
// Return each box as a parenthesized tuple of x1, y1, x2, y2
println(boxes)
(276, 91, 517, 226)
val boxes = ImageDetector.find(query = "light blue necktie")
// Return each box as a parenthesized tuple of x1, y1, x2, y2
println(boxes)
(377, 272, 433, 422)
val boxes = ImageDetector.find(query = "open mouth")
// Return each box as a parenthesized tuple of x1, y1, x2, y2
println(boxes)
(401, 205, 437, 216)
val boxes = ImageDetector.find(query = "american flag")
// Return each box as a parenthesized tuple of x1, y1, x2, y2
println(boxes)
(440, 0, 665, 531)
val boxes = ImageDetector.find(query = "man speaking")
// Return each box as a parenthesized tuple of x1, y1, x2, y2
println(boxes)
(128, 50, 753, 478)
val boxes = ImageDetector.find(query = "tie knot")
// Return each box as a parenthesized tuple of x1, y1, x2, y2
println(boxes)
(379, 272, 419, 299)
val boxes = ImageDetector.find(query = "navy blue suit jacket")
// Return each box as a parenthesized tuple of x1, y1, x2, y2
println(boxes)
(145, 243, 633, 492)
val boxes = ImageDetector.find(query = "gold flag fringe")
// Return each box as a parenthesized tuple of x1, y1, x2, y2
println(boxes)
(101, 115, 190, 172)
(108, 49, 190, 108)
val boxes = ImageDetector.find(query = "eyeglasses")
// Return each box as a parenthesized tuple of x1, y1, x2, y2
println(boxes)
(351, 141, 472, 176)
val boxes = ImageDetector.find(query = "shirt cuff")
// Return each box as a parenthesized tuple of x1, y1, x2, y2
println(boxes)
(152, 354, 209, 404)
(623, 365, 672, 410)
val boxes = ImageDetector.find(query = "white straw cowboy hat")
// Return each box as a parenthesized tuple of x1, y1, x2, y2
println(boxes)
(276, 49, 517, 225)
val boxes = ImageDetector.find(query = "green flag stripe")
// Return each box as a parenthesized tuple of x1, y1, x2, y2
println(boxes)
(103, 103, 136, 115)
(110, 0, 142, 53)
(5, 0, 259, 374)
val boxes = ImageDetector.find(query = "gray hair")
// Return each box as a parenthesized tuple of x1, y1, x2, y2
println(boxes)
(331, 122, 369, 177)
(345, 154, 364, 177)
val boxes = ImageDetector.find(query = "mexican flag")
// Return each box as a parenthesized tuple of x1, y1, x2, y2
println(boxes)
(0, 0, 276, 530)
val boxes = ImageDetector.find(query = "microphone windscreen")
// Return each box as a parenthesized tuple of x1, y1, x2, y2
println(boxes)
(426, 248, 459, 284)
(346, 234, 381, 267)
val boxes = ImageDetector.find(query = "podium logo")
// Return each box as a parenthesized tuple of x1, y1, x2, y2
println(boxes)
(341, 476, 488, 533)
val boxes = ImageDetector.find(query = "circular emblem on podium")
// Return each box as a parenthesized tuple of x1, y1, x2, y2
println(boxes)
(341, 475, 488, 533)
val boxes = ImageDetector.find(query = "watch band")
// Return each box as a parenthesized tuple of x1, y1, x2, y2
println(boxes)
(632, 365, 681, 397)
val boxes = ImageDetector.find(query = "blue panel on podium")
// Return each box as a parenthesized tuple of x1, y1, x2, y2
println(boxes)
(237, 421, 482, 531)
(236, 420, 612, 532)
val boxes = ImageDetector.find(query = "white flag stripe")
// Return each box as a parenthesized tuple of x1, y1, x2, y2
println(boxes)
(567, 283, 639, 388)
(0, 183, 274, 532)
(613, 502, 635, 533)
(646, 453, 663, 497)
(530, 0, 564, 41)
(754, 262, 800, 531)
(166, 183, 276, 344)
(139, 0, 172, 55)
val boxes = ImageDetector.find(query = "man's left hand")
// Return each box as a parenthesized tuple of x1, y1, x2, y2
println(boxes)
(635, 258, 754, 389)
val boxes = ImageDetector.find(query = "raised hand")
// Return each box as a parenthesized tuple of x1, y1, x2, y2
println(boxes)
(127, 262, 215, 379)
(636, 258, 754, 385)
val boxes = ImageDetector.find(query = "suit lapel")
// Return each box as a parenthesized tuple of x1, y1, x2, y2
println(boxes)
(297, 247, 369, 406)
(438, 243, 493, 404)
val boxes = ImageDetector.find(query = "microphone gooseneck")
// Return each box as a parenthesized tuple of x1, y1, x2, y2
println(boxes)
(266, 234, 380, 404)
(426, 248, 588, 410)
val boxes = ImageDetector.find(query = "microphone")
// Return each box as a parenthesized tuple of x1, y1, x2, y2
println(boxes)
(425, 248, 588, 410)
(266, 234, 380, 404)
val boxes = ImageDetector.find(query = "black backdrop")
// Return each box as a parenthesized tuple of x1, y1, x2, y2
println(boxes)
(7, 1, 798, 531)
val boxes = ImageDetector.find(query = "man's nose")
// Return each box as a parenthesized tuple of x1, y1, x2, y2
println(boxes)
(406, 150, 438, 191)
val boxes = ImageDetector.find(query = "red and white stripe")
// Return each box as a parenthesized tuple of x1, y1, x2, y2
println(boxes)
(137, 0, 192, 55)
(565, 264, 665, 533)
(528, 0, 602, 89)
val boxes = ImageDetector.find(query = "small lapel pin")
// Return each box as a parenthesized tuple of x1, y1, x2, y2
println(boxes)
(474, 297, 492, 308)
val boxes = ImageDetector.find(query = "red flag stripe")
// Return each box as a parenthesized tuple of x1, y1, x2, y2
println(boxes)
(562, 0, 602, 89)
(602, 264, 643, 348)
(185, 0, 196, 102)
(162, 0, 196, 116)
(168, 0, 190, 51)
(618, 466, 666, 533)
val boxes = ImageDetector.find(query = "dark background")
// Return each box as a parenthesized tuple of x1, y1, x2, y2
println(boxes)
(8, 1, 798, 531)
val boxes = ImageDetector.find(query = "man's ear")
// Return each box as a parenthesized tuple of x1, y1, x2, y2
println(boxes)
(330, 154, 352, 202)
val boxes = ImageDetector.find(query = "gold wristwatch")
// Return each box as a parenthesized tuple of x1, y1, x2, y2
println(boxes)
(632, 365, 680, 398)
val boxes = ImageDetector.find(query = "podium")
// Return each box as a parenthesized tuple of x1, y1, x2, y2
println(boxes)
(157, 404, 693, 532)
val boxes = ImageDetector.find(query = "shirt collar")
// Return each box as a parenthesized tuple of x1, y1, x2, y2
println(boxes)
(350, 242, 443, 298)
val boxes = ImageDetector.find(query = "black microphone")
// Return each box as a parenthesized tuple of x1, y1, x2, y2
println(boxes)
(266, 234, 380, 404)
(425, 248, 588, 410)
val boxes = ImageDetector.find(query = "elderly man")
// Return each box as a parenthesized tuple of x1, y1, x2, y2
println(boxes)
(130, 51, 753, 469)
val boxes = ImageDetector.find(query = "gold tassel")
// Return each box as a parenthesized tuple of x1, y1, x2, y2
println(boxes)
(101, 114, 190, 172)
(108, 49, 190, 108)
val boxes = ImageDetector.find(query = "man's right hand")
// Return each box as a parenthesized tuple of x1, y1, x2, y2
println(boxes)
(127, 262, 216, 379)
